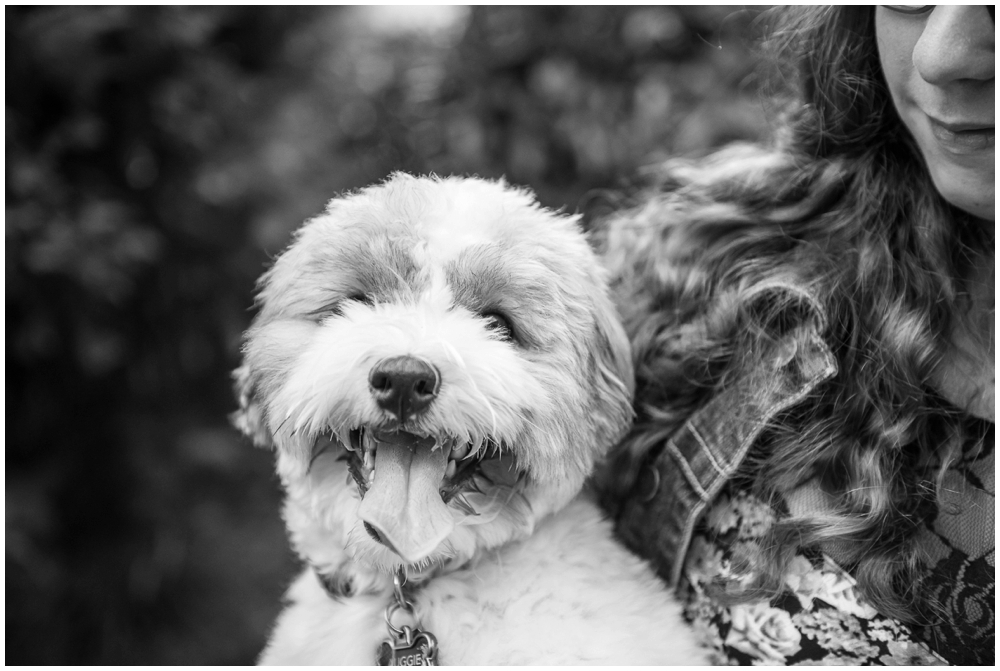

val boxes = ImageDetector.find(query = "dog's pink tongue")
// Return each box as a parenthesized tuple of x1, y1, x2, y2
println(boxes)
(358, 433, 453, 564)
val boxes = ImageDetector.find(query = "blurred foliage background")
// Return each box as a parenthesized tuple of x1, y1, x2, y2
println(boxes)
(7, 6, 768, 664)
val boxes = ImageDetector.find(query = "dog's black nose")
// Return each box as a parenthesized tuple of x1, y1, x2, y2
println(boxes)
(369, 356, 440, 423)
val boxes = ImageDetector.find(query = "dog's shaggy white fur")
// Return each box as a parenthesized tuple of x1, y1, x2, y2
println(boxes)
(233, 173, 708, 665)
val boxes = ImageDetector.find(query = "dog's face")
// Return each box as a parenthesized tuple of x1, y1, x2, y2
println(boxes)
(234, 174, 632, 574)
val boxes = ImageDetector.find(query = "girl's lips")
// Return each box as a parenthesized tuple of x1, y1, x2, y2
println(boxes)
(928, 116, 995, 154)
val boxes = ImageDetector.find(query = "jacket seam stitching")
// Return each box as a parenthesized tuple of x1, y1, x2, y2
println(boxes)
(670, 497, 707, 588)
(665, 438, 710, 501)
(689, 422, 726, 474)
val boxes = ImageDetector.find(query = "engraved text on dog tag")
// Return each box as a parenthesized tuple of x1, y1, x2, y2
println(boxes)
(376, 628, 438, 666)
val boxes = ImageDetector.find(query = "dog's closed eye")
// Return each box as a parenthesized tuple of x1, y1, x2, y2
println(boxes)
(346, 293, 374, 307)
(481, 311, 516, 343)
(309, 293, 374, 320)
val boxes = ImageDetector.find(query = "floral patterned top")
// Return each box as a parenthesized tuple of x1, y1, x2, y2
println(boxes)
(681, 423, 994, 666)
(908, 423, 995, 665)
(681, 487, 950, 665)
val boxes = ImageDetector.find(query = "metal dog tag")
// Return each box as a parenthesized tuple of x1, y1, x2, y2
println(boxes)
(376, 628, 438, 666)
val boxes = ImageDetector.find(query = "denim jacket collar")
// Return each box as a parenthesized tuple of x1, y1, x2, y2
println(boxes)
(614, 283, 838, 587)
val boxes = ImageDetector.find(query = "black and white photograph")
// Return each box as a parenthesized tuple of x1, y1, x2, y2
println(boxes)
(7, 5, 994, 666)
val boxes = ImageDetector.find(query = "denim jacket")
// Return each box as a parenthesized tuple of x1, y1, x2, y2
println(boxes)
(614, 284, 838, 588)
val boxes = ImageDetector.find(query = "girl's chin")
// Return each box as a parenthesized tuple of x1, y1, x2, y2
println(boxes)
(926, 163, 995, 221)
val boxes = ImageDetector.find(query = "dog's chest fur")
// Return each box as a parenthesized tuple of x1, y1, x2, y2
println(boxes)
(260, 495, 707, 665)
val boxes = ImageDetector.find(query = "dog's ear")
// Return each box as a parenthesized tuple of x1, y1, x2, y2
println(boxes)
(589, 288, 636, 443)
(231, 363, 274, 449)
(595, 289, 635, 395)
(586, 289, 640, 511)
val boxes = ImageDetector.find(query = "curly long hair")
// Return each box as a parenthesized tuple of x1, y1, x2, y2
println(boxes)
(597, 6, 992, 622)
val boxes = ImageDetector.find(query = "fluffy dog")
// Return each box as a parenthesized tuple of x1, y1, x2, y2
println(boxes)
(233, 173, 708, 665)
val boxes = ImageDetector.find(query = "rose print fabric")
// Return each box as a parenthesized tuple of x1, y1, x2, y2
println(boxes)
(681, 488, 947, 665)
(908, 425, 994, 665)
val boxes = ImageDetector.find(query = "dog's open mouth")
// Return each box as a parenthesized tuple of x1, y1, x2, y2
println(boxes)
(320, 427, 519, 564)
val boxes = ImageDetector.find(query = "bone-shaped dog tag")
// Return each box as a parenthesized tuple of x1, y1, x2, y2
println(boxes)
(376, 628, 438, 666)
